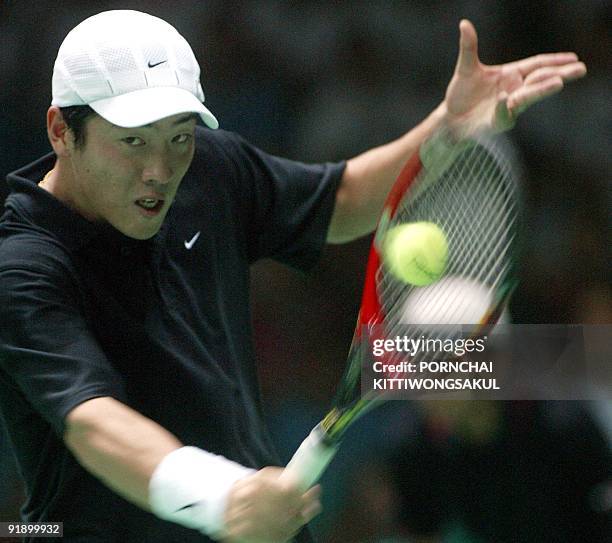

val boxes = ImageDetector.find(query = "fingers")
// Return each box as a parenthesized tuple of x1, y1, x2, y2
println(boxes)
(506, 76, 564, 115)
(508, 52, 586, 78)
(496, 69, 566, 130)
(494, 92, 515, 132)
(523, 61, 587, 85)
(498, 54, 585, 123)
(300, 485, 322, 523)
(283, 482, 321, 525)
(223, 468, 322, 542)
(455, 19, 479, 75)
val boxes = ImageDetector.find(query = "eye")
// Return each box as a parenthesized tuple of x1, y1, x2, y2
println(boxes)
(172, 133, 193, 144)
(122, 136, 146, 146)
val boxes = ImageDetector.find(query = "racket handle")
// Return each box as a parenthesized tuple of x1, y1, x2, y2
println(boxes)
(282, 424, 339, 490)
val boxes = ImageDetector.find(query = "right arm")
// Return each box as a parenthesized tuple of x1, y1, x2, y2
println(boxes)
(63, 396, 182, 511)
(63, 396, 320, 542)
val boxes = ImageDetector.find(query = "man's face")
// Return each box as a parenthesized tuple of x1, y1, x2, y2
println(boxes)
(67, 113, 197, 239)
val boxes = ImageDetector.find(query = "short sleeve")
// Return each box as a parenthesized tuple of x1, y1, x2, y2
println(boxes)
(197, 129, 345, 270)
(0, 238, 126, 436)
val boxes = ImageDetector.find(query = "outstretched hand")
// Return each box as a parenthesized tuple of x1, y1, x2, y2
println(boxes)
(443, 19, 586, 136)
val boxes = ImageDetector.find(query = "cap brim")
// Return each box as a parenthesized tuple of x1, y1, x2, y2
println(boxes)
(89, 86, 218, 129)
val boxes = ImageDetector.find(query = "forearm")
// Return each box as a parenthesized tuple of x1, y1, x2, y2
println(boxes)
(64, 396, 182, 510)
(63, 396, 265, 539)
(327, 102, 447, 243)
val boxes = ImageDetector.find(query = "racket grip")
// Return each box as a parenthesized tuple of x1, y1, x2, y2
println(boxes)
(283, 424, 339, 490)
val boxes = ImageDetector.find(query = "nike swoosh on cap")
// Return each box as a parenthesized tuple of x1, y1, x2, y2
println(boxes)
(148, 59, 167, 68)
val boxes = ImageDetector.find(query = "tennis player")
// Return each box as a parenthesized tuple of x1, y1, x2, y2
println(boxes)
(0, 9, 585, 543)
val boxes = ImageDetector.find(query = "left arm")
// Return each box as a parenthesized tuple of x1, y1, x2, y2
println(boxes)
(327, 103, 447, 244)
(327, 19, 586, 244)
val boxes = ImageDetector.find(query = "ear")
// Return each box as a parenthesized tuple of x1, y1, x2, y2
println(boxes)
(47, 107, 75, 156)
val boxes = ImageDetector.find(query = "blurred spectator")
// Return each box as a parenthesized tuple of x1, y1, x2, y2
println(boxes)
(388, 401, 611, 543)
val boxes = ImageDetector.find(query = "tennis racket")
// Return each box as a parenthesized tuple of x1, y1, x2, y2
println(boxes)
(283, 129, 521, 490)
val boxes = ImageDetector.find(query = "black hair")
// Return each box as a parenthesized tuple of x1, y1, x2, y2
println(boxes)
(59, 105, 97, 149)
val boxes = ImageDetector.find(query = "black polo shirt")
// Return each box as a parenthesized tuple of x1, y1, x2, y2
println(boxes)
(0, 126, 344, 542)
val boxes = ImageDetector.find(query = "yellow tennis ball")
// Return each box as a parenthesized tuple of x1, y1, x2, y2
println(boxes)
(382, 222, 448, 286)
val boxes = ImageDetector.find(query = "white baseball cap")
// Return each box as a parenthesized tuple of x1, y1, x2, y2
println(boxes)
(51, 10, 218, 129)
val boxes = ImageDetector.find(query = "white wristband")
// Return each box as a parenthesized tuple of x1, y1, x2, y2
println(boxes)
(149, 446, 255, 539)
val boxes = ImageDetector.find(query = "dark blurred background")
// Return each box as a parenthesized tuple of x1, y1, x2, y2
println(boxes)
(1, 1, 610, 541)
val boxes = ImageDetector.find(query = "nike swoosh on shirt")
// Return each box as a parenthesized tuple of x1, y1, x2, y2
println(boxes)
(184, 231, 201, 250)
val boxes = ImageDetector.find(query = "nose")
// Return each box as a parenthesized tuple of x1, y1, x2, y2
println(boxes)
(142, 156, 174, 186)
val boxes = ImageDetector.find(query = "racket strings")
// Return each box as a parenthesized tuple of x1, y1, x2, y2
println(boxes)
(401, 176, 483, 327)
(395, 143, 512, 284)
(455, 154, 516, 295)
(377, 137, 518, 363)
(378, 150, 490, 318)
(430, 148, 512, 280)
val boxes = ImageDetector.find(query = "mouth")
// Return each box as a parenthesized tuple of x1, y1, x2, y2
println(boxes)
(135, 198, 165, 217)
